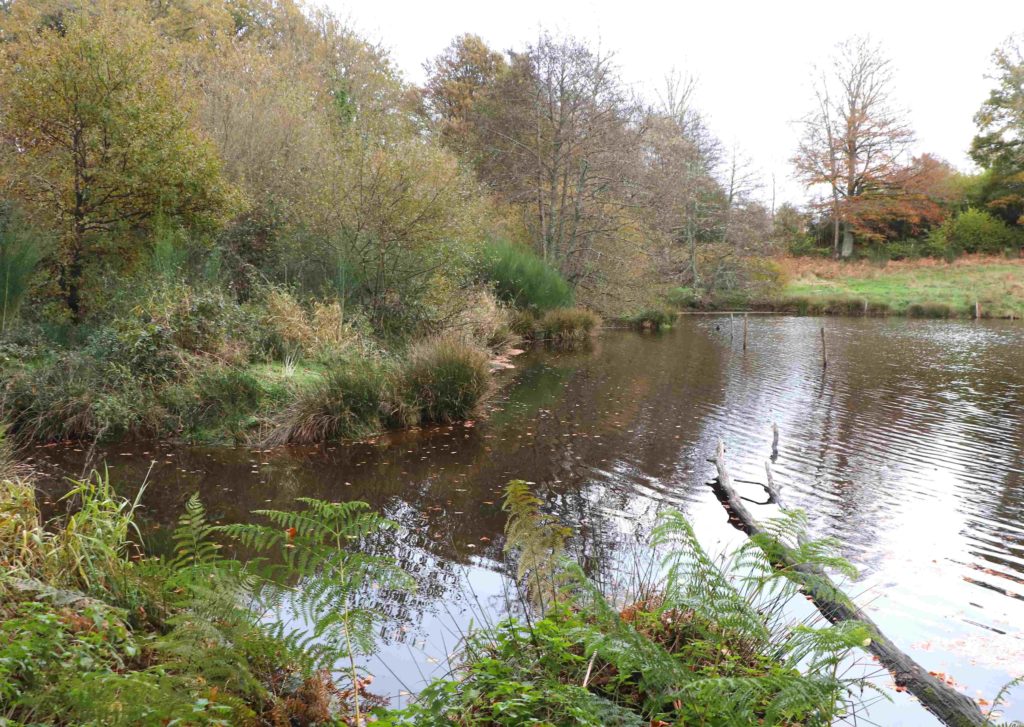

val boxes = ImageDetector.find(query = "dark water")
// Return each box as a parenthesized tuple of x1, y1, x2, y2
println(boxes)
(32, 317, 1024, 724)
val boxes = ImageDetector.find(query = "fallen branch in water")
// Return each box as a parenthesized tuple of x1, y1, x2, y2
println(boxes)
(706, 439, 984, 727)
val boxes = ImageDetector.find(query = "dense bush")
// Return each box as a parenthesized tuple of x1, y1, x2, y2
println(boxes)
(479, 240, 574, 312)
(401, 335, 492, 424)
(2, 350, 162, 441)
(665, 286, 699, 309)
(938, 208, 1021, 255)
(538, 307, 601, 346)
(508, 308, 540, 340)
(451, 287, 517, 352)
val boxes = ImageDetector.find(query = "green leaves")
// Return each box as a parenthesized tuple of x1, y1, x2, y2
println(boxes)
(422, 483, 875, 726)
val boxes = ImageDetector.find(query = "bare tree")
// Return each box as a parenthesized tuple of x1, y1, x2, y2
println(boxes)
(792, 36, 914, 258)
(463, 32, 645, 286)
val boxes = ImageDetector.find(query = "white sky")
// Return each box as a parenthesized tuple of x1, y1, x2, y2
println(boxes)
(325, 0, 1020, 204)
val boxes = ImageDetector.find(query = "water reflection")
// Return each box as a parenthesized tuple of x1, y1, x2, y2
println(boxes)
(33, 317, 1024, 722)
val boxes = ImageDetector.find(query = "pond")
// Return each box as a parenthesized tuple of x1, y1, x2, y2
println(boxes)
(32, 316, 1024, 725)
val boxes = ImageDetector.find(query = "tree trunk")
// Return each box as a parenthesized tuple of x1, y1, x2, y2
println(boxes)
(706, 441, 986, 727)
(59, 233, 84, 323)
(840, 226, 854, 258)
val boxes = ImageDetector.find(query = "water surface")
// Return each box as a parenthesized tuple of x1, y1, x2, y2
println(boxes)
(34, 316, 1024, 724)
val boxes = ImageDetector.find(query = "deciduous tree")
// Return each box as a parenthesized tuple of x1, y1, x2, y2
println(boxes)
(971, 35, 1024, 226)
(0, 2, 234, 319)
(792, 37, 914, 257)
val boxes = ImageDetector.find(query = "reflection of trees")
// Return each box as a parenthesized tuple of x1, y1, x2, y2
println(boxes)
(35, 326, 732, 644)
(36, 319, 1024, 655)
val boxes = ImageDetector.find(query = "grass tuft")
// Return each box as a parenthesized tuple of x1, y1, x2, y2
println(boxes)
(401, 335, 492, 424)
(537, 307, 601, 347)
(263, 356, 392, 445)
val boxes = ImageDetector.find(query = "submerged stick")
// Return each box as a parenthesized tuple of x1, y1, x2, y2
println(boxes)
(771, 422, 779, 460)
(706, 440, 984, 727)
(743, 314, 748, 351)
(820, 326, 828, 369)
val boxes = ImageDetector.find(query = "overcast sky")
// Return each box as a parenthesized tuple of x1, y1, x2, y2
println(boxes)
(324, 0, 1020, 204)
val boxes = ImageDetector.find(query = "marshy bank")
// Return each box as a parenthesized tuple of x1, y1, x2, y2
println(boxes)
(30, 317, 1024, 725)
(668, 256, 1024, 320)
(0, 283, 601, 447)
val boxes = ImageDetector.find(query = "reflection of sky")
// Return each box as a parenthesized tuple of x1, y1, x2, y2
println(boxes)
(685, 317, 1024, 722)
(32, 318, 1024, 723)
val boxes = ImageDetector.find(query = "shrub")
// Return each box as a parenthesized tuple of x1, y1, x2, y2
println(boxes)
(0, 469, 409, 725)
(263, 288, 316, 355)
(916, 227, 957, 261)
(262, 289, 364, 361)
(173, 365, 268, 439)
(401, 335, 491, 424)
(400, 484, 875, 726)
(480, 240, 574, 312)
(885, 240, 923, 261)
(538, 307, 601, 347)
(3, 353, 160, 441)
(264, 355, 393, 445)
(508, 309, 539, 341)
(627, 307, 675, 330)
(451, 287, 517, 352)
(787, 235, 829, 257)
(665, 286, 699, 309)
(941, 208, 1020, 255)
(309, 299, 362, 357)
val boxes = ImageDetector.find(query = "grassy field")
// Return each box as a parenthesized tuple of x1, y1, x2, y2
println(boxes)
(776, 255, 1024, 318)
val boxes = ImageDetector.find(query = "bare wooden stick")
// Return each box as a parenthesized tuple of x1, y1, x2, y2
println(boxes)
(764, 460, 780, 503)
(582, 651, 598, 688)
(975, 301, 981, 320)
(743, 314, 748, 351)
(706, 441, 984, 727)
(820, 326, 828, 369)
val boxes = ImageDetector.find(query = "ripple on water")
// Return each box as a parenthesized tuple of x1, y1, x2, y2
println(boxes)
(32, 316, 1024, 721)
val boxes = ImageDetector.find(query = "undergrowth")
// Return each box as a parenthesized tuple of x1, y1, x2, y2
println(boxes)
(395, 481, 879, 726)
(0, 465, 412, 725)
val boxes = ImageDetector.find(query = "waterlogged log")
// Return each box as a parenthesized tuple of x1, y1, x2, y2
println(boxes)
(706, 440, 985, 727)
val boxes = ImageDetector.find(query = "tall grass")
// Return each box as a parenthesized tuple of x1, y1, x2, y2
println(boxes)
(480, 240, 574, 312)
(263, 355, 393, 445)
(538, 307, 601, 347)
(0, 204, 46, 333)
(626, 307, 675, 330)
(401, 335, 492, 424)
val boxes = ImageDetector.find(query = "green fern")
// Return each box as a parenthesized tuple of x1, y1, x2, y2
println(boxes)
(168, 492, 221, 573)
(219, 497, 414, 724)
(428, 482, 880, 726)
(502, 479, 573, 609)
